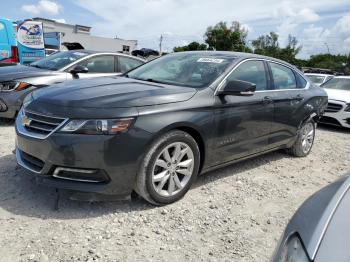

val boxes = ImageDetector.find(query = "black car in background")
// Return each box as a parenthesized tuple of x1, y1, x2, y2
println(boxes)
(15, 51, 328, 205)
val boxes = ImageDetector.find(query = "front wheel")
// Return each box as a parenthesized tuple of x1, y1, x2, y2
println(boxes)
(135, 130, 200, 205)
(287, 119, 316, 157)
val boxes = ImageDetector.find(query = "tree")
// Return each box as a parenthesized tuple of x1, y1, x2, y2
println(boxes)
(305, 54, 350, 74)
(252, 32, 302, 65)
(173, 41, 208, 52)
(204, 21, 251, 52)
(251, 32, 279, 57)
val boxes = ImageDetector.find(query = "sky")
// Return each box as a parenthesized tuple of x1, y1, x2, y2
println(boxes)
(1, 0, 350, 58)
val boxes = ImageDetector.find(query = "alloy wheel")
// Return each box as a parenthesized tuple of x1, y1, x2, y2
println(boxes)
(301, 122, 314, 154)
(151, 142, 194, 197)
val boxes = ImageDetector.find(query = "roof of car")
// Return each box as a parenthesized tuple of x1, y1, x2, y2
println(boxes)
(65, 50, 146, 61)
(305, 73, 334, 76)
(170, 51, 298, 68)
(332, 75, 350, 79)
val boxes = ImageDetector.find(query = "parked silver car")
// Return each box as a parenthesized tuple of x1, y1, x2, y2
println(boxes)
(272, 173, 350, 262)
(319, 76, 350, 128)
(305, 73, 333, 86)
(0, 50, 145, 119)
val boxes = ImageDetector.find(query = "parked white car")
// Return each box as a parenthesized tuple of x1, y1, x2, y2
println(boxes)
(320, 76, 350, 128)
(305, 73, 333, 86)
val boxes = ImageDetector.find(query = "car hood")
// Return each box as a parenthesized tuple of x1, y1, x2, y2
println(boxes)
(272, 174, 350, 262)
(30, 77, 197, 109)
(0, 65, 58, 82)
(324, 88, 350, 103)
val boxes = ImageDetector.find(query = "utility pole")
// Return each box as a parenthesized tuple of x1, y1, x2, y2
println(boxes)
(324, 42, 330, 54)
(159, 34, 163, 55)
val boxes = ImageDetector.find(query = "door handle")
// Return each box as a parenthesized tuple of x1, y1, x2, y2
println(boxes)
(292, 94, 304, 101)
(262, 96, 273, 105)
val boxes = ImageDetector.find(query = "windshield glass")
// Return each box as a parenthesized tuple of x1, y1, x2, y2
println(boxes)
(307, 75, 326, 84)
(127, 53, 236, 87)
(322, 78, 350, 91)
(30, 51, 88, 70)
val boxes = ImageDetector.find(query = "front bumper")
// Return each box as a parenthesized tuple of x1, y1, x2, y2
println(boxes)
(319, 100, 350, 128)
(15, 114, 152, 196)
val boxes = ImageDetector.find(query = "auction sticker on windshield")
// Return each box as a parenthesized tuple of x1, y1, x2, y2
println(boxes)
(197, 58, 224, 63)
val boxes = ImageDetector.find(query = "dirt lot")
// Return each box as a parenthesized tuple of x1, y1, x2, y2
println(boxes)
(0, 120, 349, 262)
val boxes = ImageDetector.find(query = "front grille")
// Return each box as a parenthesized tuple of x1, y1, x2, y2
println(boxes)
(20, 150, 45, 172)
(319, 116, 342, 126)
(325, 102, 343, 113)
(23, 110, 66, 135)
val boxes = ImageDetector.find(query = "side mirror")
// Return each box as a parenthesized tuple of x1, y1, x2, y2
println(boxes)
(70, 65, 89, 75)
(217, 79, 256, 96)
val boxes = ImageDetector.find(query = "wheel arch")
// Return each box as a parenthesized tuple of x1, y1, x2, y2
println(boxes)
(299, 112, 318, 130)
(151, 122, 206, 173)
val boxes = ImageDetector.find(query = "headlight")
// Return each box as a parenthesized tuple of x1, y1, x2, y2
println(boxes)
(278, 234, 310, 262)
(59, 118, 134, 135)
(0, 81, 30, 92)
(345, 104, 350, 112)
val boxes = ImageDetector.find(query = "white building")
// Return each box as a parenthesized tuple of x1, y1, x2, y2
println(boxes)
(33, 17, 137, 54)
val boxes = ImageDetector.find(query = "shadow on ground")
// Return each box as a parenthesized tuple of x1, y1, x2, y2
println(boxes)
(317, 123, 350, 134)
(0, 118, 15, 126)
(0, 148, 288, 219)
(0, 123, 345, 219)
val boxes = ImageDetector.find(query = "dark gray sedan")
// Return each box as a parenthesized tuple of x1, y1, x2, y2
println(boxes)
(15, 51, 327, 205)
(272, 173, 350, 262)
(0, 50, 145, 118)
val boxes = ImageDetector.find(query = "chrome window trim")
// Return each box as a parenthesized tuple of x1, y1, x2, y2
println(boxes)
(214, 58, 310, 95)
(16, 109, 69, 140)
(59, 52, 145, 72)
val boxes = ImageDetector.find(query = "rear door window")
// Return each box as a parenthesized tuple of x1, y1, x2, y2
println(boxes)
(270, 63, 297, 90)
(226, 60, 268, 91)
(78, 55, 116, 73)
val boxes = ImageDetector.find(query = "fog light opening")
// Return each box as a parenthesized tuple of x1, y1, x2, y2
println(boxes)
(53, 167, 108, 183)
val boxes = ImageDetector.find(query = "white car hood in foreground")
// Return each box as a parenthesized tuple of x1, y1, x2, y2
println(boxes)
(324, 88, 350, 103)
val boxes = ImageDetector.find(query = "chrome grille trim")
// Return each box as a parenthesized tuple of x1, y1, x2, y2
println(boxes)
(325, 102, 343, 113)
(17, 109, 68, 139)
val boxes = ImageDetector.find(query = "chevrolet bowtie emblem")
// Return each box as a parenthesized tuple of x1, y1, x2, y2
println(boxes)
(21, 115, 31, 127)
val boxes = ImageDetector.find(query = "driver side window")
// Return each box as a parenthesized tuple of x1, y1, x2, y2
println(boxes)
(226, 60, 268, 91)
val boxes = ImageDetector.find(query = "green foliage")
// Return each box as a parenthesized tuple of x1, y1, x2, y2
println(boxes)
(252, 32, 279, 57)
(204, 21, 251, 52)
(252, 33, 302, 64)
(173, 42, 208, 52)
(304, 54, 350, 73)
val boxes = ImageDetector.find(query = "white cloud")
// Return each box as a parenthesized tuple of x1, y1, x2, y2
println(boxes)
(298, 13, 350, 58)
(22, 0, 61, 16)
(74, 0, 350, 55)
(274, 1, 320, 23)
(53, 18, 66, 23)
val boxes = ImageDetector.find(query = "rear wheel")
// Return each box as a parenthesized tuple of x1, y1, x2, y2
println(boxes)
(135, 130, 200, 205)
(287, 119, 316, 157)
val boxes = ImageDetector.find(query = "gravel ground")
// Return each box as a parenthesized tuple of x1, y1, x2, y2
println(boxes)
(0, 120, 349, 262)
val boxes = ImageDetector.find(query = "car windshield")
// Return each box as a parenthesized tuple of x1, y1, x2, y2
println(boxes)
(30, 51, 88, 71)
(307, 75, 326, 84)
(127, 53, 236, 87)
(322, 78, 350, 91)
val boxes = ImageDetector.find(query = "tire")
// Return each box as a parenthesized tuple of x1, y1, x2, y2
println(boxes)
(135, 130, 200, 205)
(287, 119, 316, 157)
